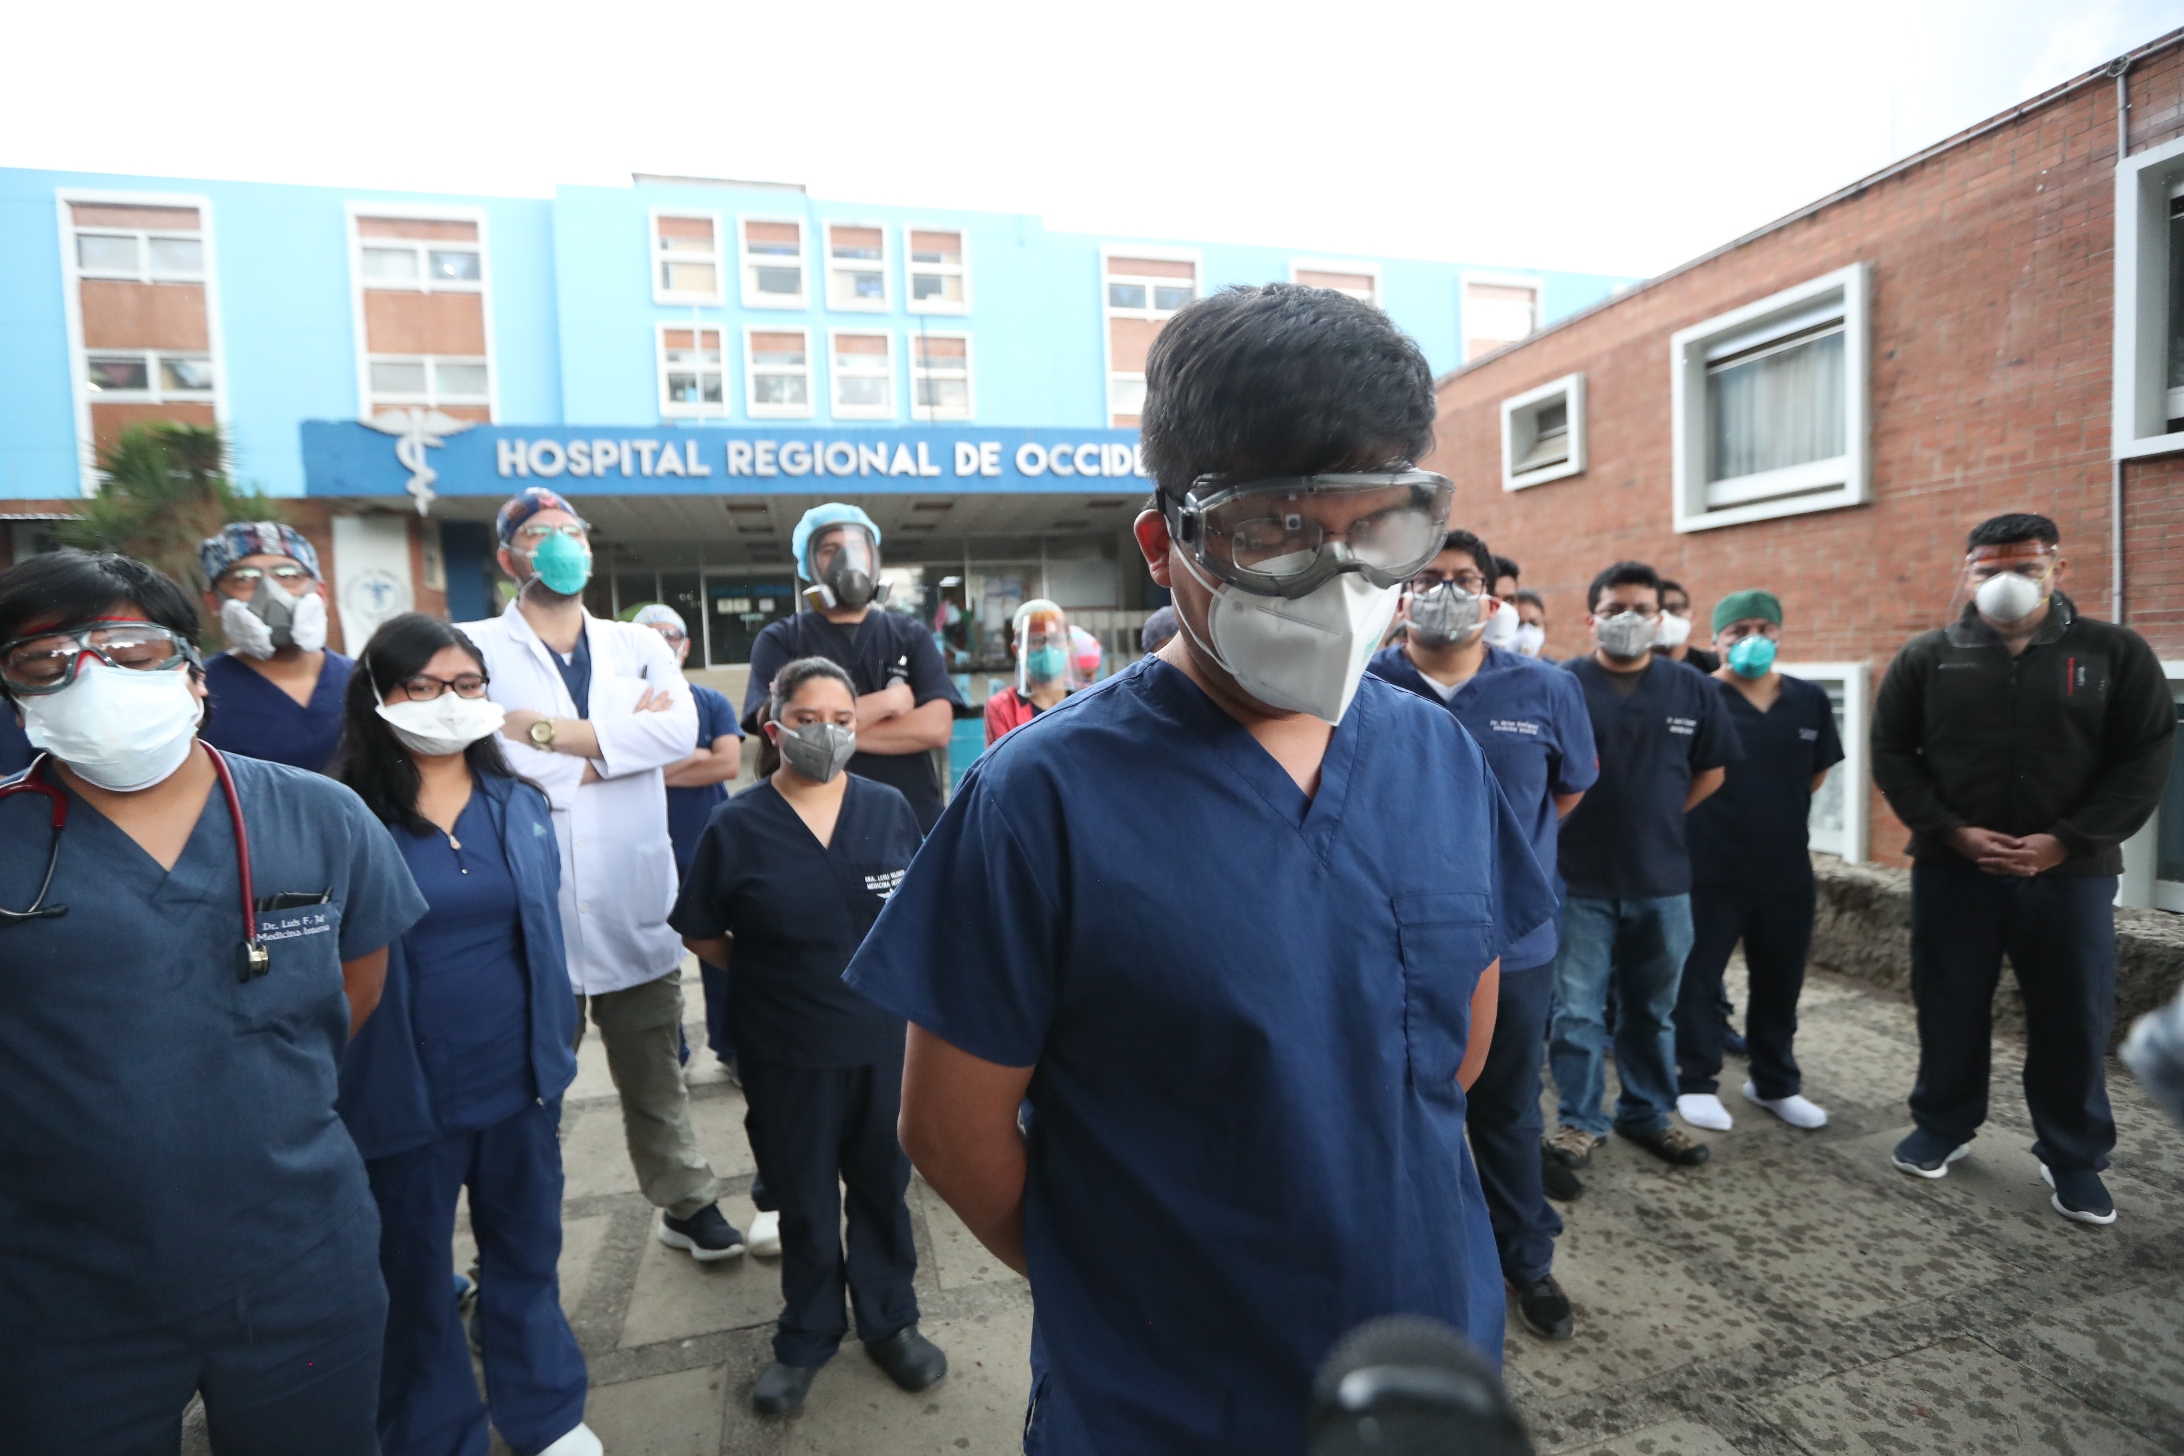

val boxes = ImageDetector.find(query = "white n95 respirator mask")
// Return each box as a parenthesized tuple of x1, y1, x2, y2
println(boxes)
(22, 662, 204, 791)
(376, 694, 507, 757)
(1180, 553, 1401, 724)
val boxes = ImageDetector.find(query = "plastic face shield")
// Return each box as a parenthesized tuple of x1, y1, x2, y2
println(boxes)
(1017, 610, 1070, 693)
(1947, 540, 2058, 638)
(1168, 470, 1456, 599)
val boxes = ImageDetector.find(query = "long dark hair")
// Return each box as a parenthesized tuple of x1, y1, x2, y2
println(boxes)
(332, 612, 522, 835)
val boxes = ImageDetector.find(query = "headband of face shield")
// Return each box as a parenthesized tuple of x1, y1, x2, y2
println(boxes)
(1164, 469, 1456, 600)
(801, 523, 891, 612)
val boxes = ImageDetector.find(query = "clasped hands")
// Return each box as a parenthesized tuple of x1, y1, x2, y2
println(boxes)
(1948, 826, 2066, 878)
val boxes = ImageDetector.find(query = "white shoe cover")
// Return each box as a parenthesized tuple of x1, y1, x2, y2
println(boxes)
(537, 1422, 604, 1456)
(1676, 1093, 1733, 1131)
(1742, 1081, 1828, 1129)
(749, 1208, 783, 1258)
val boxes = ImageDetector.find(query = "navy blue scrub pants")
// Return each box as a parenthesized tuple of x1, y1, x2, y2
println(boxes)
(0, 1206, 385, 1456)
(1674, 877, 1814, 1100)
(367, 1099, 588, 1456)
(1466, 960, 1563, 1284)
(699, 961, 737, 1062)
(1909, 856, 2120, 1174)
(738, 1053, 920, 1367)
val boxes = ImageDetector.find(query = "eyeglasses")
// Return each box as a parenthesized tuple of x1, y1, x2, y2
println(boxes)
(1594, 603, 1661, 620)
(1410, 570, 1489, 595)
(219, 564, 312, 589)
(513, 523, 587, 545)
(0, 619, 199, 696)
(650, 629, 688, 645)
(389, 672, 490, 701)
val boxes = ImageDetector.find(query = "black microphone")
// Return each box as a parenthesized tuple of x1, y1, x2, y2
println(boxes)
(1306, 1315, 1533, 1456)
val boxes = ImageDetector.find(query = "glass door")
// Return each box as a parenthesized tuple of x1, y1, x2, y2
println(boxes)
(705, 576, 797, 666)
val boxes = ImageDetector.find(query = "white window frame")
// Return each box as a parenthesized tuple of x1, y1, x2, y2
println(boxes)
(1290, 257, 1382, 306)
(1778, 659, 1869, 865)
(655, 322, 728, 419)
(363, 355, 493, 410)
(827, 328, 896, 420)
(2119, 661, 2184, 910)
(1461, 270, 1544, 360)
(649, 208, 724, 306)
(1669, 263, 1868, 533)
(738, 214, 809, 310)
(1101, 244, 1200, 426)
(2113, 135, 2184, 459)
(910, 330, 975, 421)
(744, 325, 815, 419)
(82, 348, 219, 404)
(55, 188, 228, 496)
(904, 223, 970, 316)
(822, 220, 891, 313)
(1501, 372, 1586, 491)
(346, 202, 498, 423)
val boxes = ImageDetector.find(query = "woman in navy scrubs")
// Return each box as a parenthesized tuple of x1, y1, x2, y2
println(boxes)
(332, 613, 596, 1456)
(671, 656, 946, 1417)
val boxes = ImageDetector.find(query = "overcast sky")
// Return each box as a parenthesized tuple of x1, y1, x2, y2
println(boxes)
(7, 0, 2176, 279)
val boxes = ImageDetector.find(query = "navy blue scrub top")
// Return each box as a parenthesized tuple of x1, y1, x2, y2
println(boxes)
(670, 775, 920, 1068)
(200, 650, 355, 773)
(744, 609, 965, 831)
(0, 711, 30, 776)
(844, 659, 1557, 1456)
(394, 789, 535, 1129)
(553, 631, 592, 718)
(1687, 673, 1843, 889)
(1557, 656, 1742, 901)
(1368, 644, 1598, 971)
(666, 684, 745, 877)
(0, 751, 426, 1335)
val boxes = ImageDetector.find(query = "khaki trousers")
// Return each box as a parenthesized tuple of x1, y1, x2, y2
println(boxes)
(575, 971, 721, 1220)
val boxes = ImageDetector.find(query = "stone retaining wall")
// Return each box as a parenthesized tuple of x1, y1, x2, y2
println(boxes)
(1809, 855, 2184, 1046)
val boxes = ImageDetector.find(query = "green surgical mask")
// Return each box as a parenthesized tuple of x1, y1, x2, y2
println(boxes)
(527, 531, 592, 597)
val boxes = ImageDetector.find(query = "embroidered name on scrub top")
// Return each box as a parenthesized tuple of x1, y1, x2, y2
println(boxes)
(260, 908, 335, 942)
(1666, 715, 1699, 736)
(864, 869, 906, 899)
(1490, 718, 1542, 737)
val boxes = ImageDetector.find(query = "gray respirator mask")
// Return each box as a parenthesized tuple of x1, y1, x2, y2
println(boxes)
(775, 721, 858, 783)
(1406, 582, 1487, 649)
(802, 529, 892, 612)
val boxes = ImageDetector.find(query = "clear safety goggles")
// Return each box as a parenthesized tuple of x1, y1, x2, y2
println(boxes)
(1168, 469, 1455, 599)
(215, 563, 313, 597)
(0, 618, 200, 697)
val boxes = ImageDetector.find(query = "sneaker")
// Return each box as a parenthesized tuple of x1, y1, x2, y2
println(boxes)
(537, 1423, 605, 1456)
(1540, 1147, 1584, 1201)
(1742, 1081, 1828, 1129)
(1721, 1027, 1750, 1058)
(1676, 1093, 1734, 1131)
(752, 1359, 820, 1416)
(748, 1208, 783, 1258)
(866, 1325, 949, 1393)
(1545, 1125, 1598, 1171)
(2040, 1164, 2118, 1226)
(1508, 1274, 1575, 1341)
(659, 1204, 746, 1261)
(1617, 1122, 1711, 1166)
(1890, 1129, 1972, 1179)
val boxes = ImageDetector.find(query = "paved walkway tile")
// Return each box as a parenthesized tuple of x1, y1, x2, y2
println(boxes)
(1550, 1417, 1747, 1455)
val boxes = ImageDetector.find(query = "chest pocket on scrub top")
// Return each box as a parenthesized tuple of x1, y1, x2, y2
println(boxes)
(232, 894, 345, 1036)
(1392, 891, 1496, 1089)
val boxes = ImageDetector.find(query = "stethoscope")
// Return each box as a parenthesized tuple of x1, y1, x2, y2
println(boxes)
(0, 745, 269, 980)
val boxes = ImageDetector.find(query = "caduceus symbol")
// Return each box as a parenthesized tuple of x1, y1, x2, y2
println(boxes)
(363, 408, 477, 515)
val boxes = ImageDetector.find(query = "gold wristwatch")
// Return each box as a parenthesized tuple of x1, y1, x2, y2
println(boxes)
(529, 717, 557, 749)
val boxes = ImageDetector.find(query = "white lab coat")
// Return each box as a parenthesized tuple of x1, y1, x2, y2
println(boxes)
(461, 600, 699, 995)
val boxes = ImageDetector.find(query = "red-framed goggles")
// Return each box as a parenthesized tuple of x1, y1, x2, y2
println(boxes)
(1168, 469, 1456, 599)
(0, 618, 200, 697)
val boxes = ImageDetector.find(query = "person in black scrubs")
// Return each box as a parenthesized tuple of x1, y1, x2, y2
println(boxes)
(1672, 591, 1842, 1136)
(673, 655, 946, 1417)
(742, 504, 963, 832)
(0, 549, 425, 1454)
(333, 613, 598, 1456)
(197, 521, 356, 772)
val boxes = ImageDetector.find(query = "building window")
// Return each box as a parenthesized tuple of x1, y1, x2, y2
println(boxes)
(906, 228, 968, 313)
(911, 333, 973, 420)
(351, 210, 494, 422)
(826, 224, 889, 311)
(85, 349, 217, 401)
(652, 213, 721, 303)
(658, 326, 725, 417)
(740, 218, 806, 308)
(366, 356, 492, 408)
(1292, 260, 1379, 306)
(357, 221, 484, 293)
(1464, 277, 1539, 361)
(1500, 373, 1585, 490)
(1670, 264, 1867, 532)
(830, 331, 894, 418)
(1104, 250, 1198, 427)
(2113, 135, 2184, 457)
(746, 328, 812, 418)
(1780, 662, 1868, 864)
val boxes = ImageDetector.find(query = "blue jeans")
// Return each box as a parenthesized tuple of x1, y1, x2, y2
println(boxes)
(1549, 894, 1693, 1136)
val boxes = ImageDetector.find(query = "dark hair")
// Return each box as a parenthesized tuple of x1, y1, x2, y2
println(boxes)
(1514, 588, 1545, 611)
(331, 612, 523, 835)
(1587, 560, 1661, 612)
(1440, 530, 1497, 585)
(767, 656, 858, 724)
(1139, 284, 1436, 500)
(1967, 513, 2060, 551)
(0, 547, 200, 648)
(1657, 578, 1691, 607)
(1140, 604, 1180, 655)
(1491, 555, 1520, 585)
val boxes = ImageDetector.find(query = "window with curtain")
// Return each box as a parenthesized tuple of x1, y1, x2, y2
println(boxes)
(1705, 323, 1845, 483)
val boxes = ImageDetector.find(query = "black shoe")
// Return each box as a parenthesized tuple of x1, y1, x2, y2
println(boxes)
(866, 1325, 948, 1393)
(1540, 1149, 1584, 1201)
(1616, 1122, 1710, 1166)
(1509, 1275, 1575, 1341)
(658, 1204, 746, 1261)
(2042, 1163, 2119, 1226)
(1720, 1027, 1749, 1058)
(752, 1359, 820, 1416)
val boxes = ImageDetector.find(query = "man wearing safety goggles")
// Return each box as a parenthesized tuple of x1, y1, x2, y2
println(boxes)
(0, 549, 425, 1450)
(1873, 513, 2173, 1224)
(843, 283, 1557, 1455)
(196, 520, 352, 773)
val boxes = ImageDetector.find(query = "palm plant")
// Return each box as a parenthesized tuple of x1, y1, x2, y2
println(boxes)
(58, 423, 282, 608)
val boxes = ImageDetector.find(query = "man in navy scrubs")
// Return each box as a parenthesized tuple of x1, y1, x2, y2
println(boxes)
(1366, 526, 1596, 1343)
(197, 521, 355, 773)
(1546, 561, 1739, 1175)
(743, 504, 963, 832)
(0, 549, 426, 1453)
(844, 284, 1556, 1455)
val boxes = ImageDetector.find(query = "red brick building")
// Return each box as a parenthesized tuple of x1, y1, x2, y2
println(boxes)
(1428, 29, 2184, 907)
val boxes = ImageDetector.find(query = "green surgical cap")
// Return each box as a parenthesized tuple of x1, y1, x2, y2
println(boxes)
(1711, 590, 1783, 634)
